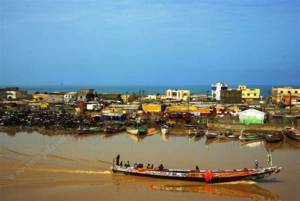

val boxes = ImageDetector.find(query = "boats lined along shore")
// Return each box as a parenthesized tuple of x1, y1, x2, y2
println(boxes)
(112, 156, 282, 183)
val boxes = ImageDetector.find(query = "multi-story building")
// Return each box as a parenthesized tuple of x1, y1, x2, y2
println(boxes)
(237, 85, 260, 102)
(64, 92, 77, 103)
(77, 89, 95, 102)
(221, 90, 242, 104)
(1, 87, 28, 100)
(165, 89, 190, 101)
(272, 87, 300, 104)
(211, 82, 228, 101)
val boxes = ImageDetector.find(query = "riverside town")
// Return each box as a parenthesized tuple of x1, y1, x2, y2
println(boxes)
(1, 83, 299, 139)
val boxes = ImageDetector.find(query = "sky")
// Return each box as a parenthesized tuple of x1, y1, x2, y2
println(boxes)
(0, 0, 300, 86)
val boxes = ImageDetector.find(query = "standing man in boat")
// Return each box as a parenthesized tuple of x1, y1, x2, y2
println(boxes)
(116, 154, 120, 166)
(255, 160, 259, 169)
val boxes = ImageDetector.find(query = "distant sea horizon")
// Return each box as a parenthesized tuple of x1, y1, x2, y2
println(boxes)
(2, 84, 300, 97)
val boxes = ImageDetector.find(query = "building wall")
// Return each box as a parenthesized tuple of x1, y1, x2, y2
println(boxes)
(239, 117, 264, 125)
(33, 94, 50, 102)
(220, 90, 242, 104)
(165, 89, 190, 101)
(241, 88, 260, 100)
(236, 85, 260, 100)
(211, 82, 228, 101)
(281, 95, 300, 106)
(272, 87, 300, 103)
(142, 104, 161, 113)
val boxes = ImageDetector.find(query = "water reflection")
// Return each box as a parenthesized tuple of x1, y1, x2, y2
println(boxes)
(150, 183, 281, 201)
(111, 174, 281, 201)
(127, 134, 146, 143)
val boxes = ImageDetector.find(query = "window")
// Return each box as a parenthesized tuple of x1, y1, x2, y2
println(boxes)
(247, 93, 250, 96)
(288, 91, 291, 94)
(295, 91, 298, 94)
(254, 93, 257, 96)
(280, 91, 283, 94)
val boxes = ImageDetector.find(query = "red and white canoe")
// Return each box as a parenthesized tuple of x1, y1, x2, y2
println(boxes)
(112, 161, 281, 183)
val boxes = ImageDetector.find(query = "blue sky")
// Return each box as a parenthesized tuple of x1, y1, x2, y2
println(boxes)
(1, 0, 300, 86)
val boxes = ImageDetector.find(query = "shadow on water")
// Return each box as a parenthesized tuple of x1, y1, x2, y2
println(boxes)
(257, 178, 284, 183)
(111, 174, 281, 201)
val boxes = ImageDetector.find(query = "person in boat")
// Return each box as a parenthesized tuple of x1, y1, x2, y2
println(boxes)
(116, 154, 120, 166)
(120, 161, 123, 167)
(158, 164, 164, 170)
(150, 164, 154, 169)
(195, 165, 200, 172)
(146, 164, 150, 169)
(255, 160, 259, 169)
(125, 161, 130, 168)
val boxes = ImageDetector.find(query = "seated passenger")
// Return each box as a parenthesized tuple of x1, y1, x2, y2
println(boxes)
(158, 164, 164, 170)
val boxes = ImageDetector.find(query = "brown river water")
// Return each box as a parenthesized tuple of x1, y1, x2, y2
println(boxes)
(0, 131, 300, 201)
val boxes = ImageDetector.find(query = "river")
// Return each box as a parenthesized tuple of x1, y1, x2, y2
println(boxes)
(1, 131, 300, 201)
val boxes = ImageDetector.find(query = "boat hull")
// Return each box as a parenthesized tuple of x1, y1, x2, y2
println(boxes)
(112, 166, 281, 183)
(285, 131, 300, 141)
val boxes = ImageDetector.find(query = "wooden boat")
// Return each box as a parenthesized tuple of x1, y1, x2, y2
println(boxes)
(77, 126, 102, 134)
(265, 132, 284, 143)
(227, 134, 240, 139)
(126, 127, 148, 135)
(148, 127, 158, 135)
(104, 125, 125, 134)
(112, 158, 282, 183)
(188, 129, 202, 137)
(239, 133, 264, 141)
(161, 125, 169, 135)
(205, 131, 219, 139)
(284, 128, 300, 141)
(217, 132, 226, 140)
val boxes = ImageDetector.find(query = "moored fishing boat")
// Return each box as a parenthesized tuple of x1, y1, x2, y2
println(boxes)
(104, 125, 125, 134)
(284, 128, 300, 141)
(205, 131, 218, 139)
(112, 156, 282, 183)
(77, 126, 102, 134)
(161, 125, 169, 135)
(239, 133, 264, 141)
(265, 132, 284, 143)
(126, 127, 148, 135)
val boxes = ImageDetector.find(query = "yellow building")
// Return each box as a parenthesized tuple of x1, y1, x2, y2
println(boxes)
(165, 89, 190, 101)
(237, 85, 260, 101)
(165, 105, 210, 115)
(32, 93, 49, 102)
(121, 95, 130, 103)
(272, 87, 300, 104)
(142, 104, 161, 113)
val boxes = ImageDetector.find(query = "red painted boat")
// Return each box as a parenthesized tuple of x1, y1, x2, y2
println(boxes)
(112, 158, 282, 183)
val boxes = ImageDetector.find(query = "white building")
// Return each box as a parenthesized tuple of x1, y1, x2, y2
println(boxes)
(211, 82, 229, 101)
(238, 109, 265, 125)
(64, 92, 77, 103)
(165, 89, 190, 101)
(86, 101, 101, 111)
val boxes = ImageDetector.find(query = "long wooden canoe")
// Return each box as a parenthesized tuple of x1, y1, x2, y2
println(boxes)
(112, 160, 281, 183)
